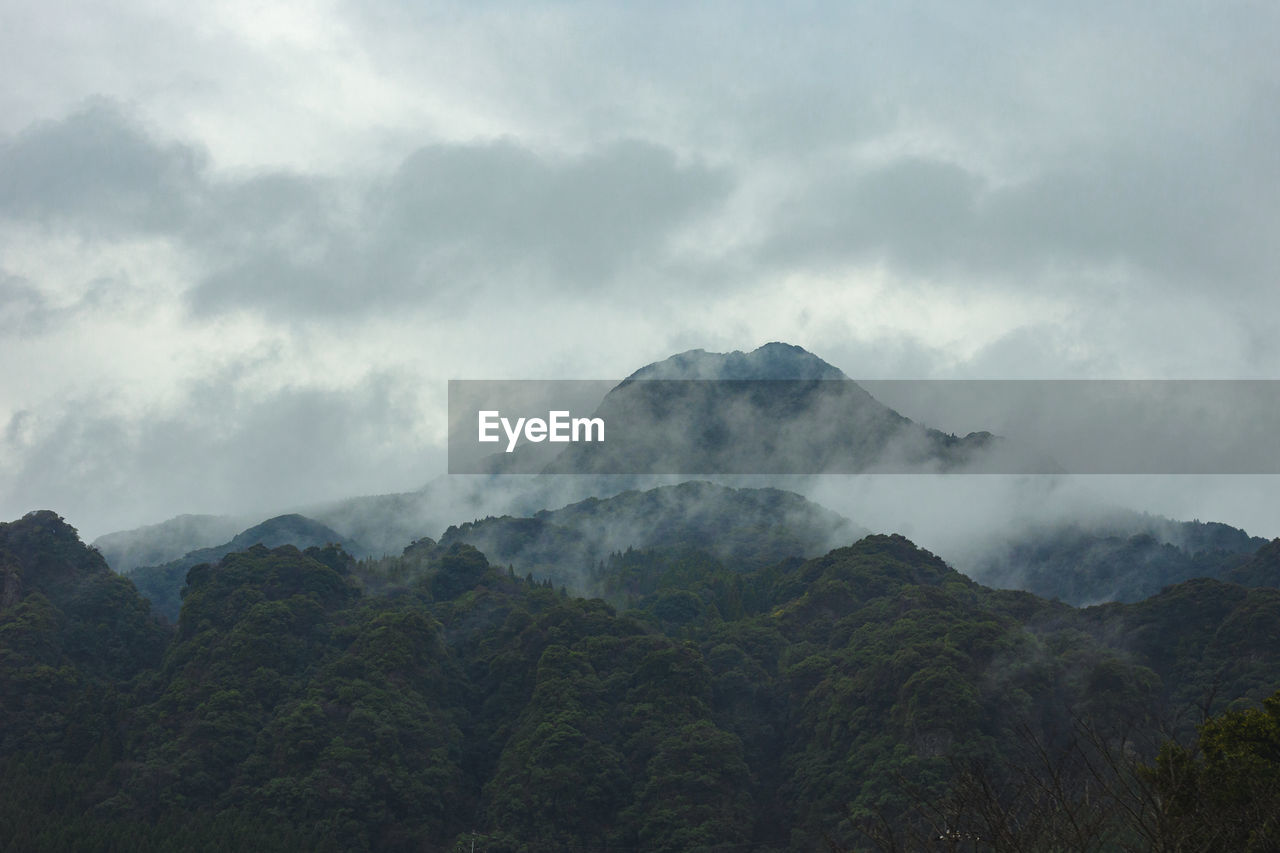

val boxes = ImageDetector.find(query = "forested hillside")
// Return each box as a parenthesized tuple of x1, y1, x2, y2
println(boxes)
(126, 514, 354, 621)
(3, 509, 1280, 851)
(970, 516, 1270, 605)
(439, 481, 862, 591)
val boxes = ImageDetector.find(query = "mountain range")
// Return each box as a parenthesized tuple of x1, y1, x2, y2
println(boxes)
(125, 514, 353, 620)
(5, 504, 1280, 850)
(6, 330, 1280, 849)
(91, 343, 1273, 613)
(435, 480, 864, 588)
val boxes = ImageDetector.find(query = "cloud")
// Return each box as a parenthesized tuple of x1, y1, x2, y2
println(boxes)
(759, 140, 1280, 306)
(1, 101, 732, 320)
(0, 266, 149, 338)
(0, 272, 48, 334)
(760, 157, 983, 273)
(189, 137, 731, 318)
(0, 99, 206, 234)
(3, 1, 1280, 541)
(0, 365, 442, 539)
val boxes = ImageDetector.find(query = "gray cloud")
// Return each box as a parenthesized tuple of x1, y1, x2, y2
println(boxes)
(0, 268, 143, 337)
(761, 157, 983, 273)
(1, 102, 732, 319)
(7, 86, 1276, 330)
(761, 139, 1280, 301)
(0, 365, 442, 539)
(189, 138, 731, 317)
(0, 272, 47, 334)
(3, 1, 1280, 542)
(0, 98, 205, 234)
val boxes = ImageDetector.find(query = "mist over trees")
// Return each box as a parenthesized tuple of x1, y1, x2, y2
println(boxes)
(5, 507, 1280, 851)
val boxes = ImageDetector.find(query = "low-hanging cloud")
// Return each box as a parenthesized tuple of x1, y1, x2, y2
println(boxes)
(0, 365, 442, 539)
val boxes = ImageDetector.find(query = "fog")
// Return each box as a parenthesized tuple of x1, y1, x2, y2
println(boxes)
(2, 3, 1278, 551)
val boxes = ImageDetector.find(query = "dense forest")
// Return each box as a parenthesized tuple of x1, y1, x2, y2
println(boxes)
(4, 508, 1280, 851)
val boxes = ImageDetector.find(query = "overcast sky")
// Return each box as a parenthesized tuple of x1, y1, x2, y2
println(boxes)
(2, 1, 1279, 539)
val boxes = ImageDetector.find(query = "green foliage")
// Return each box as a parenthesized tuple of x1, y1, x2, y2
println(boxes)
(5, 511, 1280, 851)
(1147, 690, 1280, 850)
(125, 515, 352, 622)
(973, 521, 1269, 606)
(430, 543, 490, 601)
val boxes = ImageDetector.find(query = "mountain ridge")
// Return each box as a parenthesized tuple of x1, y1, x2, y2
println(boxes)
(7, 506, 1280, 849)
(125, 513, 351, 620)
(437, 480, 864, 592)
(541, 342, 1029, 475)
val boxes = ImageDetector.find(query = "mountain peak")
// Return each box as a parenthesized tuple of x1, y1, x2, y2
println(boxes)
(624, 342, 847, 382)
(1, 510, 113, 604)
(228, 514, 344, 550)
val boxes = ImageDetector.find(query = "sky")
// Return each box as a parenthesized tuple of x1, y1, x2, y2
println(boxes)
(2, 1, 1279, 540)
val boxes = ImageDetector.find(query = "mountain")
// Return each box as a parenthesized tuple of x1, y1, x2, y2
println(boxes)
(1226, 537, 1280, 587)
(436, 480, 864, 590)
(299, 475, 556, 558)
(126, 513, 351, 620)
(89, 344, 1248, 613)
(623, 341, 847, 380)
(6, 511, 1280, 850)
(0, 511, 167, 759)
(90, 342, 1036, 566)
(92, 513, 244, 573)
(93, 471, 625, 571)
(521, 342, 1046, 475)
(967, 513, 1272, 605)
